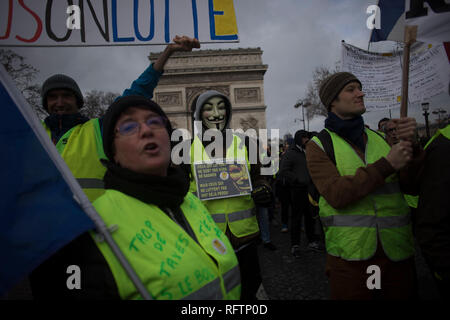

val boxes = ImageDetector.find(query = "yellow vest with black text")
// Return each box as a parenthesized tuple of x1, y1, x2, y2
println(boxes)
(189, 135, 258, 238)
(56, 118, 106, 202)
(311, 128, 414, 261)
(92, 190, 241, 300)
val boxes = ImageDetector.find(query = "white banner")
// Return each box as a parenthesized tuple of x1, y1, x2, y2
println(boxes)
(341, 42, 450, 111)
(0, 0, 239, 47)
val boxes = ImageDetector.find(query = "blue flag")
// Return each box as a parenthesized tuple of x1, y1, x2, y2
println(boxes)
(370, 0, 405, 42)
(370, 0, 450, 44)
(0, 67, 95, 296)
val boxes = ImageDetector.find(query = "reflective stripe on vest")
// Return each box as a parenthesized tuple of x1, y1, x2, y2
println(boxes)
(321, 212, 411, 229)
(212, 209, 255, 224)
(57, 118, 107, 202)
(190, 135, 258, 238)
(311, 128, 414, 261)
(77, 178, 104, 189)
(92, 190, 241, 300)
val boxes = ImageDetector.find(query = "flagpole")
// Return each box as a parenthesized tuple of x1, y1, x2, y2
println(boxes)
(400, 25, 417, 118)
(0, 66, 153, 300)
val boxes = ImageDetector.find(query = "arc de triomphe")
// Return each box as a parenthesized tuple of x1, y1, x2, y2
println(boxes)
(149, 47, 268, 134)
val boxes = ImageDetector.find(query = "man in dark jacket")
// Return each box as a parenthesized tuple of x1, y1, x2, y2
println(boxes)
(279, 130, 321, 258)
(415, 124, 450, 299)
(41, 74, 89, 144)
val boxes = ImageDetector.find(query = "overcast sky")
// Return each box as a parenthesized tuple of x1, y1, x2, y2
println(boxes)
(11, 0, 450, 137)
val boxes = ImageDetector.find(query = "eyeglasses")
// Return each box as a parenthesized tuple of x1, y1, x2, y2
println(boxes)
(115, 116, 167, 136)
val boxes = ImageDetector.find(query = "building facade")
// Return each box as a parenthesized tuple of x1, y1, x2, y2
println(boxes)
(149, 48, 268, 134)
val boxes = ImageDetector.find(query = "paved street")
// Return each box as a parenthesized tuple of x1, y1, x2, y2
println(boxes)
(2, 210, 442, 300)
(257, 212, 441, 300)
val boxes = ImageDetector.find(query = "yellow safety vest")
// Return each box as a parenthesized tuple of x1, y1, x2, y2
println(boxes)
(92, 190, 241, 300)
(189, 135, 259, 238)
(311, 128, 414, 261)
(56, 118, 106, 202)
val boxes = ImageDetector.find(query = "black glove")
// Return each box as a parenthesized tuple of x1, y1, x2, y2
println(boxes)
(251, 185, 272, 207)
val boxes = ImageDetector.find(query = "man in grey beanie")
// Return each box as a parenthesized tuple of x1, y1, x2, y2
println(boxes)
(305, 71, 424, 299)
(41, 74, 89, 144)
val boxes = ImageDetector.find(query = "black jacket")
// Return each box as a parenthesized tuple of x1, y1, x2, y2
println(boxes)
(415, 133, 450, 280)
(279, 144, 311, 189)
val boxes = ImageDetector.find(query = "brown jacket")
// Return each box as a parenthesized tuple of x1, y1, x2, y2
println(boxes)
(305, 132, 423, 209)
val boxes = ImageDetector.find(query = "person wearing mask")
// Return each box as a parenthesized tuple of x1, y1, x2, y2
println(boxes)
(30, 96, 240, 300)
(185, 90, 272, 300)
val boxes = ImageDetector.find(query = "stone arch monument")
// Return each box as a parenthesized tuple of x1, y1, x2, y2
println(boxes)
(149, 48, 268, 134)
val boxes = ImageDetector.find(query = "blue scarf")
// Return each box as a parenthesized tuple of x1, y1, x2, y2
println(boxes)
(325, 112, 366, 152)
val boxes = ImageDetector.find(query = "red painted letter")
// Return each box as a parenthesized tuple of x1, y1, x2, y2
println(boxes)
(0, 0, 13, 40)
(16, 0, 43, 43)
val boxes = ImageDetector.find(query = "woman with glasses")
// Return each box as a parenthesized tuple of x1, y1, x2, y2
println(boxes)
(31, 96, 241, 300)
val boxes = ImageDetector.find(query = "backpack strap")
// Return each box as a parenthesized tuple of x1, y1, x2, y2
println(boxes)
(317, 129, 336, 166)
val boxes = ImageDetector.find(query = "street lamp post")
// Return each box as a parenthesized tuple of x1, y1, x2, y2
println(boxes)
(294, 101, 305, 130)
(421, 102, 430, 139)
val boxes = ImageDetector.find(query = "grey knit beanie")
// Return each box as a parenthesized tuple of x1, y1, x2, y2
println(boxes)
(319, 72, 362, 111)
(41, 74, 84, 111)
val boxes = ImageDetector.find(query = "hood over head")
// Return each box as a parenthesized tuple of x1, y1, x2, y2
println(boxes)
(193, 90, 232, 132)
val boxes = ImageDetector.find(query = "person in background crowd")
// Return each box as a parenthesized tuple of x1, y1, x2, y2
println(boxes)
(30, 96, 241, 300)
(279, 130, 321, 258)
(307, 72, 423, 300)
(40, 74, 89, 144)
(384, 119, 399, 146)
(377, 117, 390, 136)
(257, 144, 277, 251)
(276, 137, 293, 233)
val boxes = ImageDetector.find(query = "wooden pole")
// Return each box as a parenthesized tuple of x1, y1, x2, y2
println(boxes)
(400, 25, 418, 118)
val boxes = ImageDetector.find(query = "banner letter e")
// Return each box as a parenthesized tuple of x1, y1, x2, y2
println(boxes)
(66, 265, 81, 290)
(366, 265, 381, 290)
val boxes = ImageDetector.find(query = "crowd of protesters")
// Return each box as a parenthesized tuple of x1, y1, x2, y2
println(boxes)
(4, 34, 449, 301)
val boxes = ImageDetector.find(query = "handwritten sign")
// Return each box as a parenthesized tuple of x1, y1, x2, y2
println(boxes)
(194, 161, 252, 201)
(341, 42, 450, 111)
(0, 0, 239, 47)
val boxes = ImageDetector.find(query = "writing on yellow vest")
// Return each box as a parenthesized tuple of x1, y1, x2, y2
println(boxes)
(92, 190, 241, 300)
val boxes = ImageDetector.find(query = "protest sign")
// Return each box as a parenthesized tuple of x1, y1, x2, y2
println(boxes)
(341, 41, 450, 111)
(194, 161, 252, 201)
(0, 0, 239, 47)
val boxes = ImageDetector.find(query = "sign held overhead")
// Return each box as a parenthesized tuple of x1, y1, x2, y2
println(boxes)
(0, 0, 239, 47)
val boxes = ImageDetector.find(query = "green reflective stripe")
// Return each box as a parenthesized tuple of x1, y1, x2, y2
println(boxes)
(212, 213, 227, 224)
(228, 209, 254, 222)
(321, 213, 411, 228)
(223, 265, 241, 293)
(372, 182, 401, 196)
(77, 178, 104, 189)
(182, 278, 223, 300)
